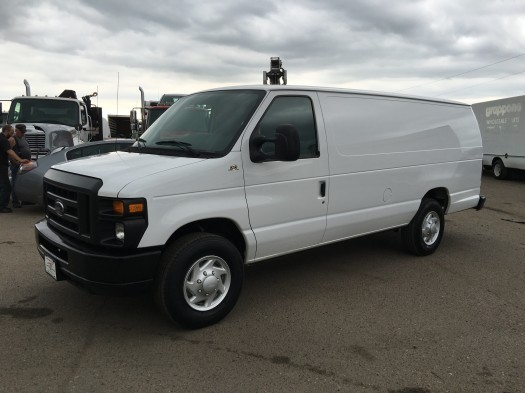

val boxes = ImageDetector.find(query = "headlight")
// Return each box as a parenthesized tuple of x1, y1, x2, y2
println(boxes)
(115, 222, 125, 241)
(19, 161, 37, 174)
(98, 198, 148, 248)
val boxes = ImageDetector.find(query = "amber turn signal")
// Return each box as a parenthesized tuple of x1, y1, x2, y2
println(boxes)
(113, 200, 124, 215)
(112, 200, 144, 215)
(128, 203, 144, 214)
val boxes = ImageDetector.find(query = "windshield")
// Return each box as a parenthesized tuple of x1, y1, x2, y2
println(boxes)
(8, 98, 80, 127)
(133, 90, 266, 157)
(159, 94, 185, 106)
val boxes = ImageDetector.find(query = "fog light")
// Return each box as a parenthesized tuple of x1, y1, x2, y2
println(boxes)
(115, 223, 125, 241)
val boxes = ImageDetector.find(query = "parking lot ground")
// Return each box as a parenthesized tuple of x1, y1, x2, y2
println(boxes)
(0, 171, 524, 393)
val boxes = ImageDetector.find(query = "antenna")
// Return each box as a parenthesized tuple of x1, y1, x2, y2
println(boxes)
(117, 72, 120, 115)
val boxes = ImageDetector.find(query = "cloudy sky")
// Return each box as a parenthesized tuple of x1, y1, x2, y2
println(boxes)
(1, 0, 524, 116)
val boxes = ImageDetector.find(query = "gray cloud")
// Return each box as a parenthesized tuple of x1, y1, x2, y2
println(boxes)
(1, 0, 525, 114)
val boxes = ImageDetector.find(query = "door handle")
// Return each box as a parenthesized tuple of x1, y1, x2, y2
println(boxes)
(319, 181, 326, 198)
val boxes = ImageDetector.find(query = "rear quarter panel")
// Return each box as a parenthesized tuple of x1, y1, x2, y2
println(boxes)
(318, 92, 482, 242)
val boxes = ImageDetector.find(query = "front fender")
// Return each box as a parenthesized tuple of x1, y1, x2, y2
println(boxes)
(137, 187, 256, 261)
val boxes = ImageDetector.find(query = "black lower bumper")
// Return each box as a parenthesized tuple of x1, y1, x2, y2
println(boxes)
(35, 219, 162, 293)
(476, 195, 486, 211)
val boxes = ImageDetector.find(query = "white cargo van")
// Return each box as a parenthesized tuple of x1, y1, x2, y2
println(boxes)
(35, 85, 485, 328)
(472, 95, 525, 179)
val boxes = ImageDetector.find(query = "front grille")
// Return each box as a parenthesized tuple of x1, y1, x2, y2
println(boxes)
(25, 133, 46, 151)
(43, 169, 103, 244)
(46, 182, 91, 237)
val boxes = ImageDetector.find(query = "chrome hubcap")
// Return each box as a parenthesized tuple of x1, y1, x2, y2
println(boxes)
(421, 211, 440, 245)
(183, 256, 231, 311)
(494, 163, 501, 176)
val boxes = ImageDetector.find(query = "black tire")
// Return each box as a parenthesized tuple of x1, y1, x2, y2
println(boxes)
(156, 233, 244, 329)
(401, 199, 445, 256)
(492, 159, 508, 180)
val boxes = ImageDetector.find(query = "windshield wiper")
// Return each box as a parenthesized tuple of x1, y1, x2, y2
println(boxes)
(155, 140, 199, 156)
(124, 137, 147, 152)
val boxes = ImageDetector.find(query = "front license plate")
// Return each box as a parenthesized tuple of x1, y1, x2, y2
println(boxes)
(44, 255, 57, 280)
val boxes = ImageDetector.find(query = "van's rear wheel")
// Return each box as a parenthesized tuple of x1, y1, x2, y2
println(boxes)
(401, 199, 444, 256)
(492, 159, 508, 180)
(156, 233, 243, 329)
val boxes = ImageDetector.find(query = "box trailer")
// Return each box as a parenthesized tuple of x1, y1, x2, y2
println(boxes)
(472, 95, 525, 179)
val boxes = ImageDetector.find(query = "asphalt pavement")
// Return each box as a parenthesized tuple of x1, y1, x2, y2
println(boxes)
(0, 171, 524, 393)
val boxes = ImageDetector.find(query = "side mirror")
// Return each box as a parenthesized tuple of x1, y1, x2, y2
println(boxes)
(250, 124, 300, 163)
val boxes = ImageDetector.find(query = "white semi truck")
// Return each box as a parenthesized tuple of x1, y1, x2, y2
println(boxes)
(7, 80, 109, 158)
(472, 95, 525, 179)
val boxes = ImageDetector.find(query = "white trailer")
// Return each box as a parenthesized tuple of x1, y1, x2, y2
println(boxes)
(472, 95, 525, 179)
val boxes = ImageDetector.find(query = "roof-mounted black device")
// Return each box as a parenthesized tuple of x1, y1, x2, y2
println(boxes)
(59, 90, 78, 99)
(263, 57, 287, 85)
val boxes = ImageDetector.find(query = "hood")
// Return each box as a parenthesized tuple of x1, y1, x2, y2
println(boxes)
(52, 151, 205, 195)
(22, 123, 75, 133)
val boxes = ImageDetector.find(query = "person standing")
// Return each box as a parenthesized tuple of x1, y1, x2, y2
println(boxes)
(1, 125, 29, 213)
(9, 124, 32, 208)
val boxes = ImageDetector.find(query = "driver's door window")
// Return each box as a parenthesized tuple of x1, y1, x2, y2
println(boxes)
(254, 96, 319, 159)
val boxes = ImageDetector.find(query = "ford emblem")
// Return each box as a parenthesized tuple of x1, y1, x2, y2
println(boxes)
(54, 200, 65, 217)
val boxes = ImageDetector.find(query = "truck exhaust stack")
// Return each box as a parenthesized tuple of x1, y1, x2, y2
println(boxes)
(23, 79, 31, 96)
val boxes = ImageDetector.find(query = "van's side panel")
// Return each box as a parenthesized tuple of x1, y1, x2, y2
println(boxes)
(318, 93, 482, 243)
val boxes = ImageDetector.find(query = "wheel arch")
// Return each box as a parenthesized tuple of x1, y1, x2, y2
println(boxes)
(164, 218, 247, 259)
(422, 187, 449, 212)
(492, 156, 503, 166)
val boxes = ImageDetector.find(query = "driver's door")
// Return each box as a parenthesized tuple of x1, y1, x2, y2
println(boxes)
(242, 92, 329, 260)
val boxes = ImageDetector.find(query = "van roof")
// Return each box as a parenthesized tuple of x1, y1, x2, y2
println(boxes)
(198, 84, 469, 106)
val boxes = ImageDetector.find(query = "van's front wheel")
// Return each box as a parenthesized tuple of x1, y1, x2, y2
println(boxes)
(156, 233, 244, 329)
(401, 199, 444, 256)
